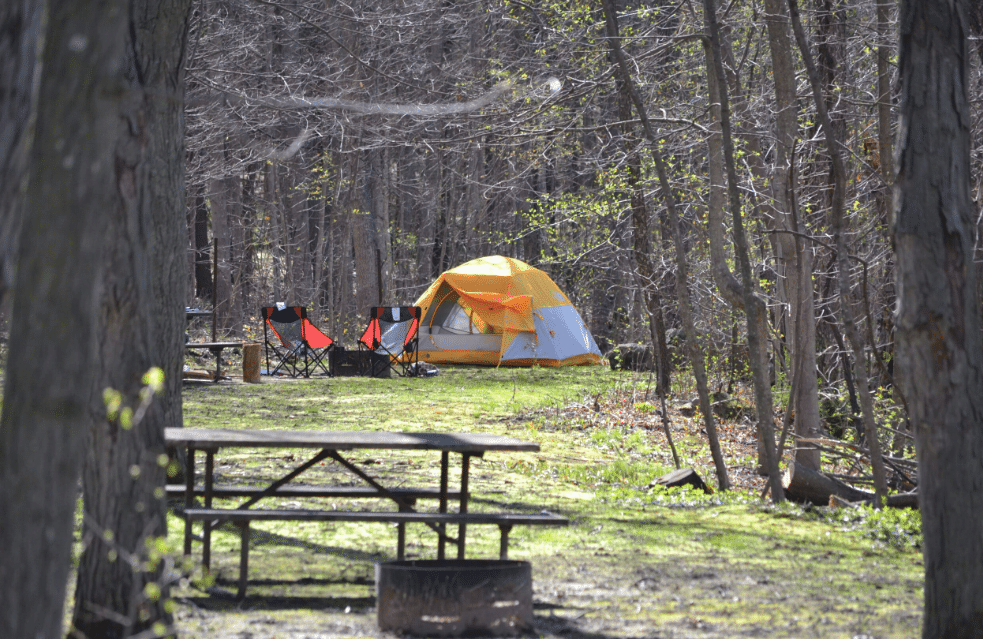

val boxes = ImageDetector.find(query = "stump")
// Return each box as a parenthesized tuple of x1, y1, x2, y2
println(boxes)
(782, 461, 873, 505)
(649, 467, 713, 494)
(242, 343, 262, 383)
(376, 559, 532, 636)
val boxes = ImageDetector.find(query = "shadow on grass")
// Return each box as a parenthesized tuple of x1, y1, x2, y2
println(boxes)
(201, 520, 398, 563)
(182, 588, 618, 639)
(182, 586, 374, 612)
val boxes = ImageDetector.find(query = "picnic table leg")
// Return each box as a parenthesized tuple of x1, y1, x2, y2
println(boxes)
(203, 449, 215, 570)
(397, 502, 408, 560)
(209, 346, 223, 382)
(437, 451, 449, 560)
(457, 453, 472, 560)
(498, 524, 513, 560)
(237, 522, 250, 599)
(183, 446, 195, 555)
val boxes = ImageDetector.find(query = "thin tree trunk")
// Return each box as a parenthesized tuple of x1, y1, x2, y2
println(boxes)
(193, 186, 213, 300)
(702, 0, 783, 500)
(601, 0, 730, 490)
(701, 40, 744, 310)
(759, 0, 824, 471)
(787, 0, 888, 508)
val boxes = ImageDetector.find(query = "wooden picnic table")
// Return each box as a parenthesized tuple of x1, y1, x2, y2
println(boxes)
(184, 308, 213, 321)
(165, 427, 566, 597)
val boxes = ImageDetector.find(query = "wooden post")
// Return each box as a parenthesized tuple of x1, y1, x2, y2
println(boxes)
(242, 343, 261, 383)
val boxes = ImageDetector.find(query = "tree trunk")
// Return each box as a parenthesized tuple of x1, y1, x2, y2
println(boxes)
(783, 462, 919, 509)
(787, 0, 888, 507)
(782, 461, 874, 505)
(0, 2, 126, 637)
(894, 2, 983, 636)
(0, 0, 42, 312)
(703, 0, 783, 501)
(601, 0, 730, 490)
(354, 147, 388, 308)
(193, 185, 212, 300)
(760, 0, 824, 471)
(71, 1, 191, 637)
(701, 40, 743, 310)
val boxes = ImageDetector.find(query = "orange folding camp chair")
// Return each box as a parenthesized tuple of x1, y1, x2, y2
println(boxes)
(358, 306, 421, 377)
(260, 305, 334, 377)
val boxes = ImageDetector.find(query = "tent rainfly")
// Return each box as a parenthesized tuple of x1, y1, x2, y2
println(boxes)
(413, 255, 604, 366)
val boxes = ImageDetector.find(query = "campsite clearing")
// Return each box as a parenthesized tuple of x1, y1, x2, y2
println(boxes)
(145, 365, 923, 638)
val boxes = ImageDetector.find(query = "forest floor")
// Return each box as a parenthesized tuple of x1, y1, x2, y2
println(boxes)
(76, 358, 923, 638)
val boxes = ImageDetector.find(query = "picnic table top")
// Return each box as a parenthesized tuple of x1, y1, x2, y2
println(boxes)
(184, 341, 243, 348)
(165, 427, 541, 453)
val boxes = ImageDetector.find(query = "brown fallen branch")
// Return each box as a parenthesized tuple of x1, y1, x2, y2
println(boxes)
(782, 461, 918, 509)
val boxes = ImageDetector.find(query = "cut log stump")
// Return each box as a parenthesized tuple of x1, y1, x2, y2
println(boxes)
(242, 343, 262, 383)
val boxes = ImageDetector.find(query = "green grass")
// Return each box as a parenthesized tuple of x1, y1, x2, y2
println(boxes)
(154, 365, 924, 636)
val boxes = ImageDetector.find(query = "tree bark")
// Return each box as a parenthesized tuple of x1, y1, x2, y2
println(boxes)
(71, 1, 192, 637)
(0, 2, 126, 637)
(0, 0, 42, 312)
(193, 186, 213, 300)
(894, 1, 983, 636)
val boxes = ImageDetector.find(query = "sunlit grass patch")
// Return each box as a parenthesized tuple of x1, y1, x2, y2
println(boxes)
(163, 365, 923, 637)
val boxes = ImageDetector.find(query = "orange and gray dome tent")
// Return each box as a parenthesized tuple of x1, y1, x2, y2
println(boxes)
(413, 255, 603, 366)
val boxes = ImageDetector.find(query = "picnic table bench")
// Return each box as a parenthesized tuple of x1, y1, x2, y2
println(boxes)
(166, 427, 568, 598)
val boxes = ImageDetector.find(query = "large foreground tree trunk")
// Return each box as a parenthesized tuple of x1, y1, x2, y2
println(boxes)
(894, 1, 983, 637)
(71, 1, 191, 637)
(0, 2, 127, 636)
(0, 0, 42, 311)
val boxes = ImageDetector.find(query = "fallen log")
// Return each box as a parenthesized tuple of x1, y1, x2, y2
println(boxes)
(782, 461, 918, 509)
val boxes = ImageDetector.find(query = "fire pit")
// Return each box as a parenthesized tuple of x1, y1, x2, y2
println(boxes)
(376, 559, 533, 636)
